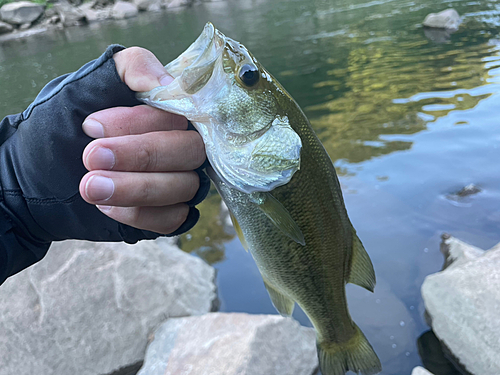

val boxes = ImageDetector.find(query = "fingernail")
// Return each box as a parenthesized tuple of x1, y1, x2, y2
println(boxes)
(83, 119, 104, 138)
(96, 205, 112, 213)
(87, 146, 115, 170)
(159, 74, 174, 86)
(86, 175, 115, 201)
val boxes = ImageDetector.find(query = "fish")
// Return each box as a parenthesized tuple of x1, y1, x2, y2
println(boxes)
(137, 22, 382, 375)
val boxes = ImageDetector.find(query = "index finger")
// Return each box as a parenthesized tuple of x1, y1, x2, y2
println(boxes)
(83, 105, 187, 138)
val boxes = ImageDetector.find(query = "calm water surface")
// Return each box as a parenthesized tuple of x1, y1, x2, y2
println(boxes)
(2, 0, 500, 374)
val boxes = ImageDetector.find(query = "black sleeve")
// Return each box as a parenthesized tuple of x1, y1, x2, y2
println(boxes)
(0, 45, 209, 284)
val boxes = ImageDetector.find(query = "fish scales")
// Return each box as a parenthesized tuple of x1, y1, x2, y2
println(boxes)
(138, 22, 381, 375)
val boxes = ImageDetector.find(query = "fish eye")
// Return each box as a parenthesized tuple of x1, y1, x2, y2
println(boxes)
(238, 64, 260, 87)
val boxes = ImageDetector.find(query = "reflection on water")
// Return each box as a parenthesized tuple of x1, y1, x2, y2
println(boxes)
(179, 191, 234, 265)
(2, 0, 500, 374)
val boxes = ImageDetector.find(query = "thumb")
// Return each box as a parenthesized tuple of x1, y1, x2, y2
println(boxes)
(113, 47, 173, 92)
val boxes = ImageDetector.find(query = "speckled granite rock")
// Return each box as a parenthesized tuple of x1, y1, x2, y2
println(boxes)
(0, 239, 216, 375)
(137, 313, 318, 375)
(421, 235, 500, 375)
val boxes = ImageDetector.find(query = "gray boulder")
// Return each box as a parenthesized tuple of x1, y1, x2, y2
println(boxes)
(423, 9, 460, 30)
(421, 235, 500, 375)
(112, 1, 138, 19)
(0, 1, 44, 25)
(0, 20, 13, 34)
(0, 239, 216, 375)
(138, 313, 318, 375)
(53, 0, 86, 26)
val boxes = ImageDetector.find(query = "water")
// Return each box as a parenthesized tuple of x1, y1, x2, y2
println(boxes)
(2, 0, 500, 374)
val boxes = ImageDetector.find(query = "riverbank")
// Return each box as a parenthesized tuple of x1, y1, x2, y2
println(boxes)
(0, 0, 208, 42)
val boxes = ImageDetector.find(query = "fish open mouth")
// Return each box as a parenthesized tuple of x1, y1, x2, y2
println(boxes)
(165, 22, 225, 95)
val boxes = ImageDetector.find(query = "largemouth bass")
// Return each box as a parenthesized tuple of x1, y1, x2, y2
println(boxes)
(138, 23, 381, 375)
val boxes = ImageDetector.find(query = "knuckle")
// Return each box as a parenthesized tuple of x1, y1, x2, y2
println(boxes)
(141, 176, 158, 202)
(135, 144, 156, 171)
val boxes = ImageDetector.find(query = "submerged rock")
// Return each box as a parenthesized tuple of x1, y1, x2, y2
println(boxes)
(421, 235, 500, 375)
(0, 1, 45, 25)
(112, 1, 138, 19)
(0, 239, 216, 375)
(137, 313, 318, 375)
(423, 9, 460, 30)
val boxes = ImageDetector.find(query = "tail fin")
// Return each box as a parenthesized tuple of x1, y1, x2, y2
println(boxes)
(317, 324, 381, 375)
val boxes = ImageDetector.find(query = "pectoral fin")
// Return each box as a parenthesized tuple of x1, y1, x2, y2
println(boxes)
(347, 226, 376, 292)
(228, 211, 248, 251)
(263, 279, 295, 316)
(250, 192, 305, 246)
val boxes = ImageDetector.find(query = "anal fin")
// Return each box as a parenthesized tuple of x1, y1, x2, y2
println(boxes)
(348, 226, 376, 292)
(263, 279, 295, 317)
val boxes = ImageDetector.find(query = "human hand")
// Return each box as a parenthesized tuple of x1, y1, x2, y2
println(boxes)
(79, 47, 209, 234)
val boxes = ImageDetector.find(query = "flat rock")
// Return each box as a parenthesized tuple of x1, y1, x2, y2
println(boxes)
(0, 239, 216, 375)
(138, 313, 318, 375)
(421, 235, 500, 375)
(423, 9, 460, 30)
(0, 1, 45, 25)
(0, 20, 13, 33)
(112, 1, 138, 19)
(411, 367, 434, 375)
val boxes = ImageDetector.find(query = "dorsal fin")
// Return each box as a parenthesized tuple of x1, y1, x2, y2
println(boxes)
(347, 226, 376, 292)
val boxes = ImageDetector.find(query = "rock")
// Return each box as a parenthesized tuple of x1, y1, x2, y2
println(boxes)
(446, 183, 482, 201)
(133, 0, 161, 11)
(411, 367, 435, 375)
(53, 0, 86, 26)
(77, 5, 98, 22)
(439, 233, 484, 270)
(112, 1, 138, 19)
(164, 0, 192, 8)
(77, 3, 111, 21)
(423, 9, 460, 30)
(0, 20, 13, 34)
(137, 313, 318, 375)
(421, 235, 500, 375)
(19, 22, 31, 29)
(0, 239, 216, 375)
(0, 1, 45, 25)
